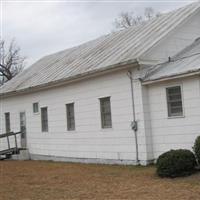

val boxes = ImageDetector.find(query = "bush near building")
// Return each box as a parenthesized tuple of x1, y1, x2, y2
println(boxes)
(193, 136, 200, 165)
(156, 149, 197, 178)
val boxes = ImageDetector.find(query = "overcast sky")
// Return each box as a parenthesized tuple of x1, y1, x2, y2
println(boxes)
(1, 0, 196, 67)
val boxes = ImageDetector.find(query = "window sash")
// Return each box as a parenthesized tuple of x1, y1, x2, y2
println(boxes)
(166, 86, 183, 117)
(100, 97, 112, 128)
(66, 103, 75, 131)
(5, 112, 10, 133)
(41, 107, 48, 132)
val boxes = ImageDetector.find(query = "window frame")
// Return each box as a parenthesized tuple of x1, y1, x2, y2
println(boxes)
(41, 107, 48, 132)
(33, 102, 39, 114)
(66, 103, 75, 131)
(5, 112, 11, 133)
(100, 97, 112, 129)
(166, 85, 184, 118)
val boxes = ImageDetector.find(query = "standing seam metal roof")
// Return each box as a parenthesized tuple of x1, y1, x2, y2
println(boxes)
(1, 2, 200, 94)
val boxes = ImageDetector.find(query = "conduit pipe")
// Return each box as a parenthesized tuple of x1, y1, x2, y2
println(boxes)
(127, 70, 139, 165)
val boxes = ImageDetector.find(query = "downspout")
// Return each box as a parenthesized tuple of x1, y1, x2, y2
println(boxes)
(127, 70, 139, 165)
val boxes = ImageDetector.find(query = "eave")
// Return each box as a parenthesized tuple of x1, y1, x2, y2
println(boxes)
(142, 69, 200, 85)
(0, 59, 139, 98)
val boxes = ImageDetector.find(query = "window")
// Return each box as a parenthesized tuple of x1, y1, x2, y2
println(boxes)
(100, 97, 112, 128)
(166, 86, 183, 117)
(41, 107, 48, 132)
(33, 102, 39, 113)
(5, 112, 10, 133)
(66, 103, 75, 131)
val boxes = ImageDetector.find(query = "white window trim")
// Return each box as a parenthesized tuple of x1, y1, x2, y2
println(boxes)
(66, 102, 76, 132)
(41, 106, 49, 133)
(165, 84, 185, 119)
(5, 112, 11, 133)
(33, 102, 40, 115)
(99, 96, 113, 129)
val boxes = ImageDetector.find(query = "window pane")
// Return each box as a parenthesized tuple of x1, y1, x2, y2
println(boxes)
(170, 101, 182, 107)
(104, 114, 112, 127)
(167, 86, 183, 117)
(66, 103, 75, 131)
(100, 97, 112, 128)
(171, 107, 183, 114)
(41, 107, 48, 132)
(168, 94, 181, 101)
(167, 86, 181, 94)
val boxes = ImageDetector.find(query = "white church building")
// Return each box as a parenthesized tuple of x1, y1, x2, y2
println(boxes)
(0, 2, 200, 165)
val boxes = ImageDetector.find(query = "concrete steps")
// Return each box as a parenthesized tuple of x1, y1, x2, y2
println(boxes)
(11, 149, 30, 160)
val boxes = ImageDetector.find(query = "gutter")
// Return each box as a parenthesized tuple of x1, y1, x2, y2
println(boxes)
(0, 59, 138, 98)
(142, 69, 200, 85)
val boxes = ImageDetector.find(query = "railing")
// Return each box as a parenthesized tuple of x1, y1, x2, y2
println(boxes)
(0, 131, 22, 156)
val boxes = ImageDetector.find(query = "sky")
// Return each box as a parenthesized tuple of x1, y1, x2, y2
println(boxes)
(1, 0, 197, 67)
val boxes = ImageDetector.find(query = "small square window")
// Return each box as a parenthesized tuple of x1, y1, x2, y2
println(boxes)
(33, 102, 39, 113)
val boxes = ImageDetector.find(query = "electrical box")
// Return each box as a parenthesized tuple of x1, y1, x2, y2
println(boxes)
(131, 121, 138, 131)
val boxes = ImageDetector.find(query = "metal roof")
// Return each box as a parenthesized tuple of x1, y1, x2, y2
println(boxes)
(1, 2, 200, 95)
(143, 38, 200, 83)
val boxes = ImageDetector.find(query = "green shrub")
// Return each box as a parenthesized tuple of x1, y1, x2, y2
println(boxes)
(193, 136, 200, 165)
(156, 149, 196, 178)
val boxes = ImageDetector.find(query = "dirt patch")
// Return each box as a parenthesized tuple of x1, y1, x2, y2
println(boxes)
(0, 160, 200, 200)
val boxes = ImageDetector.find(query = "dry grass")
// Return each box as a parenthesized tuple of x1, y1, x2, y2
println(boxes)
(0, 161, 200, 200)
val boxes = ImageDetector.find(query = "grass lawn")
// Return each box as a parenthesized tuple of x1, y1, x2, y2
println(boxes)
(0, 161, 200, 200)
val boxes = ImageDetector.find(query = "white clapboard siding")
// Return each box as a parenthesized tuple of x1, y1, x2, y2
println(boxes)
(148, 76, 200, 158)
(0, 70, 138, 161)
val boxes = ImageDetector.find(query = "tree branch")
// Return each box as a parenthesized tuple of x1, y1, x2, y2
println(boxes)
(0, 38, 25, 84)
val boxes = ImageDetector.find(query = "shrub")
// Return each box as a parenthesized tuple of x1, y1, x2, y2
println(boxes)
(193, 136, 200, 165)
(156, 149, 196, 178)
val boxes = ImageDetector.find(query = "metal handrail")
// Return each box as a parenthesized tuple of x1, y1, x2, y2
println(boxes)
(0, 131, 21, 139)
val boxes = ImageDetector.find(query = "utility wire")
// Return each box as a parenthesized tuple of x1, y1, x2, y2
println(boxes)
(144, 52, 200, 79)
(170, 52, 200, 62)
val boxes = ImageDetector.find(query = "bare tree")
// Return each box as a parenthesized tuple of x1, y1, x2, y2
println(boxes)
(0, 39, 26, 85)
(113, 7, 161, 30)
(114, 12, 141, 30)
(144, 7, 154, 20)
